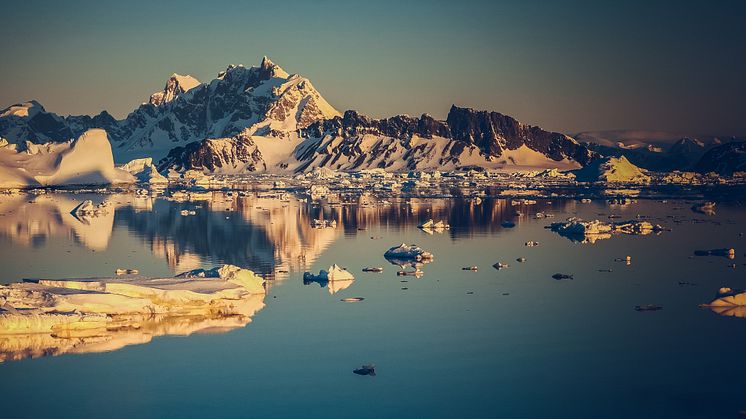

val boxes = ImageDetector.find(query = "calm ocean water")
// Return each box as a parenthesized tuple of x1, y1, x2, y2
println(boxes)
(1, 192, 745, 418)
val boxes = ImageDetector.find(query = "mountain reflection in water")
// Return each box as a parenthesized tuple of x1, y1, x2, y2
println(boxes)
(0, 192, 568, 279)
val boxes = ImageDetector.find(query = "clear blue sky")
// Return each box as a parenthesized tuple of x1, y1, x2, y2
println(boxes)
(1, 0, 744, 135)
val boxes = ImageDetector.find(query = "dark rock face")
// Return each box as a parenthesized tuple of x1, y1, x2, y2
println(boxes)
(695, 142, 746, 175)
(445, 106, 592, 164)
(0, 58, 310, 157)
(300, 105, 593, 165)
(160, 104, 597, 173)
(302, 110, 450, 140)
(158, 134, 264, 172)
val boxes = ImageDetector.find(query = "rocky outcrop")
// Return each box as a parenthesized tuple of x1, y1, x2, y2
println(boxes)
(148, 74, 201, 106)
(445, 106, 593, 164)
(158, 133, 265, 172)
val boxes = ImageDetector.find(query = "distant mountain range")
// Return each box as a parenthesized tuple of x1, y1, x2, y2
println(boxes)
(576, 130, 745, 173)
(0, 57, 743, 174)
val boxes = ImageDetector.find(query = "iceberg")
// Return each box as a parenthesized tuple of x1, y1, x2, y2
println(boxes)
(384, 244, 434, 261)
(303, 264, 355, 282)
(701, 287, 746, 318)
(0, 264, 267, 362)
(549, 217, 663, 243)
(303, 265, 355, 294)
(0, 129, 135, 188)
(418, 219, 450, 232)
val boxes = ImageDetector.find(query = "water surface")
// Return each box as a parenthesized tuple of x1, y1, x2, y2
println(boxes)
(1, 192, 744, 418)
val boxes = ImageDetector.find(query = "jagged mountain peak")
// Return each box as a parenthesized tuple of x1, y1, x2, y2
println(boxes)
(149, 73, 201, 106)
(2, 59, 596, 172)
(0, 100, 45, 118)
(260, 56, 289, 79)
(217, 56, 290, 82)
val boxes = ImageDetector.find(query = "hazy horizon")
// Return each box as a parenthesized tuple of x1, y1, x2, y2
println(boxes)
(1, 0, 745, 136)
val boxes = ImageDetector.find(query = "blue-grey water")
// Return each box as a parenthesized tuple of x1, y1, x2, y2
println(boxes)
(1, 192, 745, 418)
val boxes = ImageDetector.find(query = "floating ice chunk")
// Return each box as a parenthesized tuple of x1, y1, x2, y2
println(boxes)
(353, 364, 376, 376)
(384, 243, 434, 261)
(694, 248, 736, 259)
(303, 265, 355, 294)
(691, 201, 716, 215)
(701, 287, 746, 317)
(549, 217, 663, 243)
(418, 219, 450, 230)
(303, 264, 355, 282)
(0, 265, 266, 340)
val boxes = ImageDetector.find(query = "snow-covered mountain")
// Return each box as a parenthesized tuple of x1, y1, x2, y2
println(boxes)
(576, 130, 742, 171)
(0, 57, 339, 162)
(158, 106, 593, 173)
(2, 56, 593, 173)
(148, 74, 201, 106)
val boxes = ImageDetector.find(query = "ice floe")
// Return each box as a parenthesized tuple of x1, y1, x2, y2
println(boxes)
(549, 217, 663, 243)
(0, 265, 266, 361)
(384, 243, 434, 261)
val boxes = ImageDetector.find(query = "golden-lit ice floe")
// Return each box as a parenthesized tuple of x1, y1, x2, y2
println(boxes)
(701, 287, 746, 318)
(0, 265, 266, 362)
(549, 217, 664, 244)
(417, 219, 450, 234)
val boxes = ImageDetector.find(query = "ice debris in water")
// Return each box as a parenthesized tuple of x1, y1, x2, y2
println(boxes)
(384, 244, 434, 261)
(700, 287, 746, 318)
(694, 248, 736, 259)
(353, 364, 376, 376)
(549, 217, 664, 243)
(303, 264, 354, 282)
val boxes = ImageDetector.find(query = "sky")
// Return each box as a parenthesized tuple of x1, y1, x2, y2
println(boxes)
(0, 0, 744, 135)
